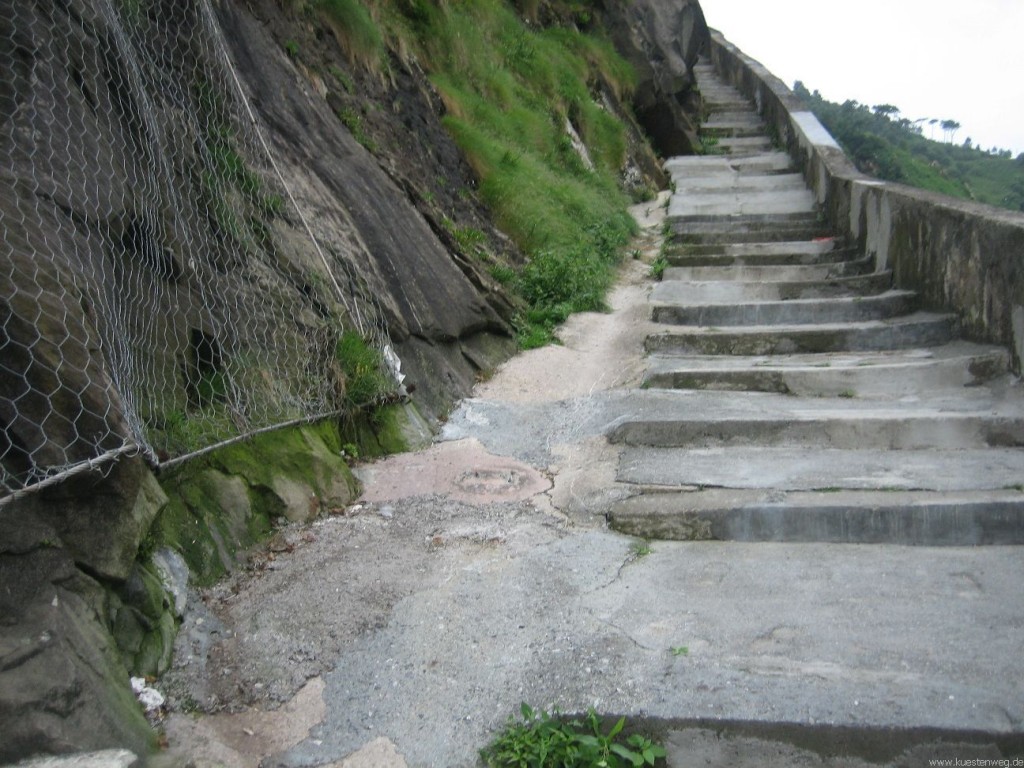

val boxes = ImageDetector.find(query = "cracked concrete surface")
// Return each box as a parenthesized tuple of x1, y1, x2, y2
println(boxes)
(159, 195, 1024, 767)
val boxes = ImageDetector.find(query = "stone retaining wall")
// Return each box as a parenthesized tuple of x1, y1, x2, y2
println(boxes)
(707, 30, 1024, 373)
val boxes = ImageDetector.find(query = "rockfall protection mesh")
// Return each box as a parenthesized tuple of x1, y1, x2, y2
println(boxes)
(1, 0, 397, 504)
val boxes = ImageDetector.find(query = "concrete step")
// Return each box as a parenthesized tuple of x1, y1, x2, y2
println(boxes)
(671, 237, 842, 257)
(651, 289, 918, 326)
(608, 399, 1024, 450)
(616, 444, 1024, 492)
(645, 312, 957, 355)
(670, 210, 822, 228)
(653, 271, 893, 301)
(670, 224, 833, 244)
(701, 123, 765, 139)
(642, 343, 1012, 396)
(717, 136, 775, 154)
(663, 257, 874, 282)
(663, 260, 880, 284)
(608, 488, 1024, 545)
(665, 151, 794, 176)
(702, 110, 762, 125)
(664, 244, 860, 268)
(669, 188, 816, 218)
(672, 172, 807, 194)
(702, 125, 765, 139)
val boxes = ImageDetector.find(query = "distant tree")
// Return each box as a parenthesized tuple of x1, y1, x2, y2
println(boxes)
(928, 118, 939, 140)
(941, 119, 961, 143)
(873, 104, 900, 119)
(1016, 152, 1024, 166)
(963, 137, 972, 150)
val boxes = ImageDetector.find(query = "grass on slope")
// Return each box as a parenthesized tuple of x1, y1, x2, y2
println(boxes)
(345, 0, 641, 347)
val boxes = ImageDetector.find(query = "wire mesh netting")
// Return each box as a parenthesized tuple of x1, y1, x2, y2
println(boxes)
(1, 0, 396, 504)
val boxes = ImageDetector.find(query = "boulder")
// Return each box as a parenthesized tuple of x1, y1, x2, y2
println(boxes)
(602, 0, 709, 157)
(0, 542, 155, 763)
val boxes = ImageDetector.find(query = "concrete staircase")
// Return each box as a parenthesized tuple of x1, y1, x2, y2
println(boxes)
(609, 62, 1024, 545)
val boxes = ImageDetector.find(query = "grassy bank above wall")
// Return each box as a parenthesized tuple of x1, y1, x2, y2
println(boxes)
(370, 0, 643, 346)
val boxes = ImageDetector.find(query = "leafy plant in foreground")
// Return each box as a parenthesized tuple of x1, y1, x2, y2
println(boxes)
(481, 703, 666, 767)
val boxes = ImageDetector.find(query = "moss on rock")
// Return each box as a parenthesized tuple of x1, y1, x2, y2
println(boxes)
(152, 421, 359, 586)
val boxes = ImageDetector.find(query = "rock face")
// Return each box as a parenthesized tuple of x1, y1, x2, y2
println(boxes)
(0, 467, 157, 762)
(603, 0, 709, 157)
(0, 0, 694, 760)
(212, 3, 517, 421)
(1, 0, 514, 757)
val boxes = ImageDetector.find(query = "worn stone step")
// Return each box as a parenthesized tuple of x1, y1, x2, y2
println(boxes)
(669, 188, 816, 218)
(717, 136, 775, 154)
(616, 444, 1024, 492)
(609, 406, 1024, 450)
(675, 174, 807, 193)
(608, 489, 1024, 545)
(670, 210, 821, 227)
(654, 271, 892, 301)
(651, 289, 917, 327)
(673, 172, 807, 194)
(670, 224, 833, 244)
(701, 121, 764, 138)
(663, 257, 875, 282)
(664, 245, 860, 268)
(654, 272, 892, 300)
(701, 125, 765, 139)
(642, 343, 1011, 396)
(645, 312, 957, 355)
(672, 237, 842, 257)
(667, 259, 876, 282)
(702, 110, 761, 126)
(665, 151, 794, 176)
(700, 92, 750, 103)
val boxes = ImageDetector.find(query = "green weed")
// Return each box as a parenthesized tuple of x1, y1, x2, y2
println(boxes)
(629, 540, 652, 558)
(335, 330, 391, 408)
(481, 703, 666, 768)
(336, 106, 377, 151)
(649, 257, 668, 281)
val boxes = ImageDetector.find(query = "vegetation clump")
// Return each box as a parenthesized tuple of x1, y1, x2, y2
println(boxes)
(368, 0, 641, 346)
(795, 82, 1024, 212)
(336, 329, 391, 409)
(294, 0, 657, 347)
(482, 703, 667, 767)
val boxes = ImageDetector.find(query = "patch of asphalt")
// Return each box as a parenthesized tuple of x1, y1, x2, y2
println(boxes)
(267, 537, 1024, 768)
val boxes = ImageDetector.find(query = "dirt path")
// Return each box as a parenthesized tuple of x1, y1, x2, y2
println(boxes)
(156, 197, 668, 767)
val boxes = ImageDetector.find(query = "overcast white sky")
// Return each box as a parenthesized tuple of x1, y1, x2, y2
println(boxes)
(700, 0, 1024, 155)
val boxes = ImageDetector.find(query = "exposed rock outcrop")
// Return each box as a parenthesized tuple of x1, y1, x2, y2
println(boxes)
(0, 0, 700, 759)
(603, 0, 709, 157)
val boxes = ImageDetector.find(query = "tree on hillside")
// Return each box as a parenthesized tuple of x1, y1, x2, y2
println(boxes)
(928, 118, 939, 140)
(873, 104, 900, 120)
(941, 119, 961, 143)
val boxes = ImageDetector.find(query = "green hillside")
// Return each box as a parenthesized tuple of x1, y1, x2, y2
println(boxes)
(794, 82, 1024, 213)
